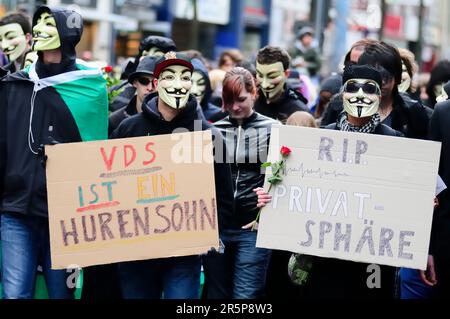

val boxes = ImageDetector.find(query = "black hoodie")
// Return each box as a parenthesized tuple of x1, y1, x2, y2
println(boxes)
(191, 58, 220, 121)
(254, 85, 309, 123)
(0, 7, 98, 218)
(110, 94, 235, 230)
(33, 6, 82, 77)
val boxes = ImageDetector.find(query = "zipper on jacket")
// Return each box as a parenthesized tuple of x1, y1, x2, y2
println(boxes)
(233, 125, 242, 199)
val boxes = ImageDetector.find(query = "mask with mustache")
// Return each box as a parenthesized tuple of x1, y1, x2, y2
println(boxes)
(343, 78, 381, 118)
(191, 71, 206, 103)
(256, 61, 286, 102)
(157, 65, 192, 109)
(398, 62, 411, 93)
(436, 84, 449, 104)
(0, 23, 27, 62)
(32, 12, 61, 51)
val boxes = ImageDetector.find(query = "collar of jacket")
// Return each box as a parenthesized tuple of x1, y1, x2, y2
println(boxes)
(228, 111, 258, 126)
(125, 95, 138, 117)
(142, 93, 200, 126)
(258, 85, 307, 105)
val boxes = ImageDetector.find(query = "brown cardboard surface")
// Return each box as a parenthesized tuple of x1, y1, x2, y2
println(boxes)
(46, 131, 218, 269)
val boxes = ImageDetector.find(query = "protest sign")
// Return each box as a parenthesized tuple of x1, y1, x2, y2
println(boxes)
(46, 131, 218, 269)
(256, 125, 441, 270)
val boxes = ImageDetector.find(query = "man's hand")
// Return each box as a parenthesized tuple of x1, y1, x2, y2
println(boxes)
(420, 255, 438, 286)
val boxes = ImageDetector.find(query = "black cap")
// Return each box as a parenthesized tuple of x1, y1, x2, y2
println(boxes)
(153, 52, 193, 78)
(343, 64, 383, 89)
(139, 36, 176, 55)
(128, 56, 156, 83)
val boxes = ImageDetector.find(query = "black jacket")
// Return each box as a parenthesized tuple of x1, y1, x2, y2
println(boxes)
(0, 7, 90, 218)
(430, 100, 450, 187)
(191, 59, 220, 121)
(429, 100, 450, 260)
(305, 122, 401, 299)
(108, 92, 207, 136)
(110, 94, 235, 230)
(109, 95, 140, 136)
(109, 82, 136, 112)
(321, 92, 431, 139)
(214, 112, 278, 227)
(254, 86, 308, 124)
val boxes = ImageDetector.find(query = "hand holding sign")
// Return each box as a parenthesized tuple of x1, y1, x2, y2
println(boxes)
(256, 125, 441, 270)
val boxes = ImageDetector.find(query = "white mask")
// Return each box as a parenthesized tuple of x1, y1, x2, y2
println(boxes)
(32, 12, 61, 51)
(142, 46, 165, 58)
(398, 62, 411, 93)
(157, 65, 192, 109)
(256, 61, 286, 102)
(436, 85, 449, 104)
(0, 23, 27, 62)
(343, 79, 381, 118)
(191, 71, 206, 103)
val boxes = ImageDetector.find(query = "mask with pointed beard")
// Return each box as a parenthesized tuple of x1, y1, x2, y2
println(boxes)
(343, 78, 381, 118)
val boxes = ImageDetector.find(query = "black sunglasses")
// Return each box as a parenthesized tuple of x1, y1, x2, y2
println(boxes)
(344, 81, 379, 95)
(137, 77, 152, 86)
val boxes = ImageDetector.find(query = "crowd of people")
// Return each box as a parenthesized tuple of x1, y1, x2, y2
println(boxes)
(0, 6, 449, 299)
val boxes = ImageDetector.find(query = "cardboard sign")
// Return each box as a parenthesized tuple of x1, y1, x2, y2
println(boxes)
(46, 131, 218, 269)
(256, 125, 441, 270)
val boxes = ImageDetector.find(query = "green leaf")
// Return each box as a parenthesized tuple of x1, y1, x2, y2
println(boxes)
(268, 175, 283, 184)
(261, 162, 272, 168)
(272, 162, 281, 172)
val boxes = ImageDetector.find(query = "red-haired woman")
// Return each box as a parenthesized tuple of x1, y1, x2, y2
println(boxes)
(202, 67, 278, 298)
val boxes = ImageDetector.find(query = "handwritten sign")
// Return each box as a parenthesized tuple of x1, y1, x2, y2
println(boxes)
(46, 131, 218, 269)
(256, 125, 441, 270)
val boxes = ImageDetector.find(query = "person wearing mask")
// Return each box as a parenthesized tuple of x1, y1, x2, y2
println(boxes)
(0, 6, 108, 299)
(255, 65, 402, 299)
(358, 42, 431, 139)
(435, 80, 450, 104)
(254, 45, 308, 124)
(191, 58, 220, 121)
(321, 39, 377, 126)
(109, 36, 177, 112)
(111, 52, 234, 299)
(398, 48, 419, 99)
(323, 42, 431, 139)
(0, 11, 32, 75)
(425, 60, 450, 108)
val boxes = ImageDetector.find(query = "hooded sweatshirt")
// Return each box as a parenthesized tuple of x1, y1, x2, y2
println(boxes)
(110, 94, 235, 230)
(191, 58, 220, 121)
(0, 6, 108, 218)
(254, 85, 309, 124)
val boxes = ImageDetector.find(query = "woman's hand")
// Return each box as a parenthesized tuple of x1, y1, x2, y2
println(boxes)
(242, 220, 258, 230)
(254, 187, 272, 208)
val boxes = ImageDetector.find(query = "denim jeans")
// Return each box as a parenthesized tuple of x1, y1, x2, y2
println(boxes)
(0, 212, 75, 299)
(117, 255, 201, 299)
(203, 228, 271, 299)
(399, 268, 436, 299)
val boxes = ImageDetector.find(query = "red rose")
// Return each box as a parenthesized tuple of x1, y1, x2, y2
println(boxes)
(280, 146, 292, 157)
(104, 65, 113, 73)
